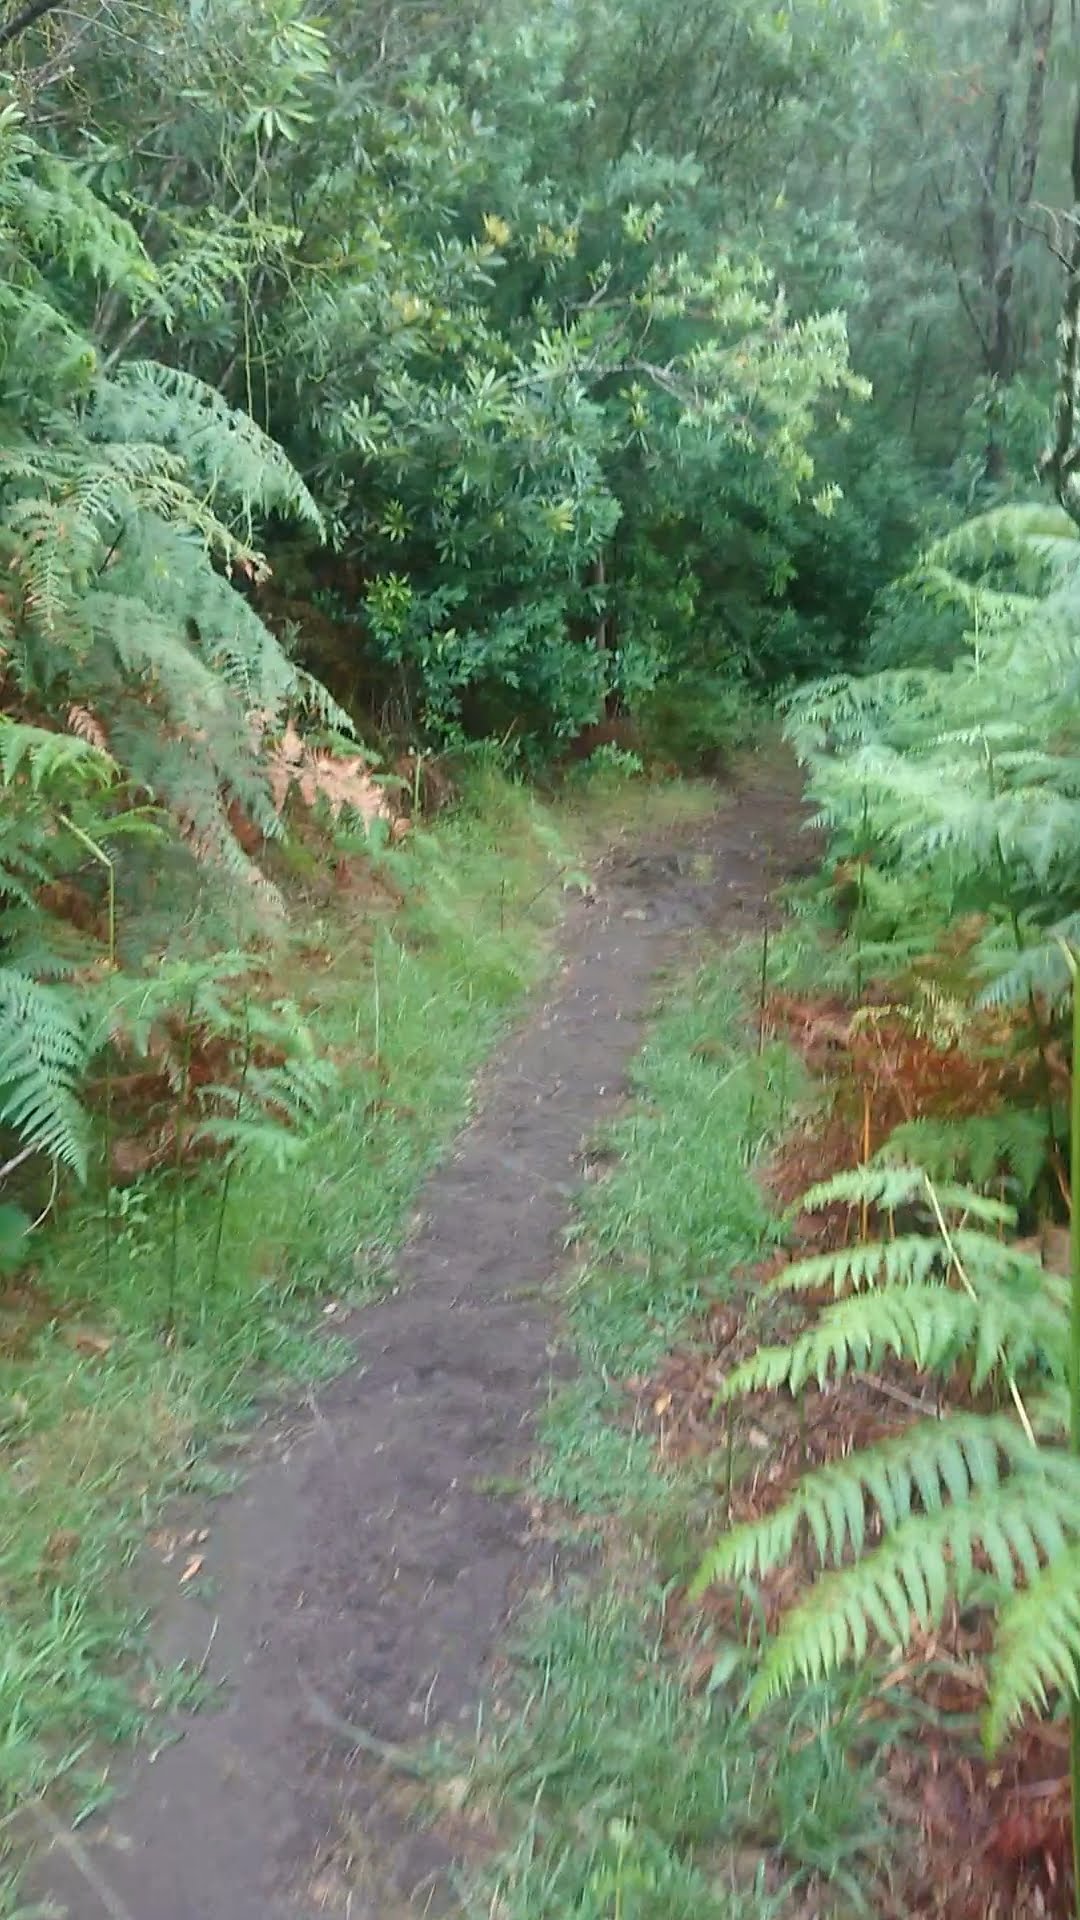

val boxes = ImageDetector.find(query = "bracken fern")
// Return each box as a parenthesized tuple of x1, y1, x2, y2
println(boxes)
(693, 1161, 1080, 1748)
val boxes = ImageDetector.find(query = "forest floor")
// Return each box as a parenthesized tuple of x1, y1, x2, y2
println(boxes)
(25, 753, 812, 1920)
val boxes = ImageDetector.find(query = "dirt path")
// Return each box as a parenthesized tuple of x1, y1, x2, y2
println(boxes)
(34, 763, 807, 1920)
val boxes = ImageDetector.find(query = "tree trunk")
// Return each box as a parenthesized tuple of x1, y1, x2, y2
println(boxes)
(979, 0, 1057, 479)
(988, 0, 1056, 386)
(588, 549, 622, 719)
(1039, 100, 1080, 526)
(978, 0, 1027, 331)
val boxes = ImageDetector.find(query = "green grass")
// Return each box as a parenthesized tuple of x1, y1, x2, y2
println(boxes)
(467, 1589, 891, 1920)
(538, 980, 799, 1523)
(462, 962, 895, 1920)
(0, 765, 712, 1888)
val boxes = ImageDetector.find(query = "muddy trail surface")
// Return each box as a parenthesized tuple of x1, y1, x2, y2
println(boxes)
(35, 762, 809, 1920)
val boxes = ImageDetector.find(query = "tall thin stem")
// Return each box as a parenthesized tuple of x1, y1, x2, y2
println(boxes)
(854, 788, 869, 1002)
(59, 817, 118, 1284)
(1063, 945, 1080, 1919)
(166, 996, 197, 1339)
(211, 1012, 252, 1288)
(757, 908, 770, 1056)
(859, 1086, 872, 1245)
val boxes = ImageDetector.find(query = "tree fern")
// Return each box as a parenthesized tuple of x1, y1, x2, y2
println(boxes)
(89, 362, 324, 537)
(1, 108, 344, 934)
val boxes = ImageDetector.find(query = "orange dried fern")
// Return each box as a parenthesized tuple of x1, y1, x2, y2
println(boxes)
(258, 716, 393, 829)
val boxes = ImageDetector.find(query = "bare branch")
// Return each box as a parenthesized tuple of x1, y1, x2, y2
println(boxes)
(0, 0, 68, 52)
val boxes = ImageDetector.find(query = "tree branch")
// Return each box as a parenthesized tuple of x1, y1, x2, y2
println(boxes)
(0, 0, 67, 52)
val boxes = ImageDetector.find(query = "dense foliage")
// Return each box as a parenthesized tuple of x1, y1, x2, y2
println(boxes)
(692, 65, 1080, 1815)
(5, 0, 1080, 1665)
(5, 0, 934, 752)
(6, 0, 1071, 751)
(0, 0, 872, 1199)
(6, 0, 1080, 1901)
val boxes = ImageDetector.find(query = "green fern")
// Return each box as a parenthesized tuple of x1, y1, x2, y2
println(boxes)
(91, 362, 324, 536)
(92, 956, 336, 1129)
(694, 1159, 1080, 1748)
(696, 1392, 1080, 1732)
(696, 1411, 1039, 1586)
(784, 503, 1080, 1010)
(0, 970, 90, 1176)
(880, 1111, 1047, 1199)
(744, 1468, 1080, 1710)
(792, 1162, 1010, 1223)
(986, 1545, 1080, 1748)
(1, 108, 343, 933)
(726, 1278, 1060, 1397)
(0, 718, 116, 794)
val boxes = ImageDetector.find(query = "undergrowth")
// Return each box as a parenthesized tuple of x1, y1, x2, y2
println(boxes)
(0, 767, 710, 1884)
(467, 962, 892, 1920)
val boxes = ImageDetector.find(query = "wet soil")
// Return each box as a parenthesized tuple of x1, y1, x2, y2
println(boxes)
(33, 760, 809, 1920)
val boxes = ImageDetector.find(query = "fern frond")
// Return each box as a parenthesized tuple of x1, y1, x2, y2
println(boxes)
(979, 915, 1080, 1007)
(0, 969, 90, 1176)
(93, 363, 324, 533)
(929, 503, 1080, 581)
(693, 1412, 1033, 1592)
(90, 953, 258, 1058)
(747, 1463, 1080, 1711)
(16, 147, 155, 295)
(795, 1164, 1013, 1228)
(0, 718, 117, 794)
(768, 1231, 975, 1298)
(986, 1546, 1080, 1746)
(189, 1115, 308, 1170)
(724, 1278, 1059, 1398)
(879, 1111, 1047, 1198)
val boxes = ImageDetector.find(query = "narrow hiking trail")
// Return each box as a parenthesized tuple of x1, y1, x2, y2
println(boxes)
(34, 764, 808, 1920)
